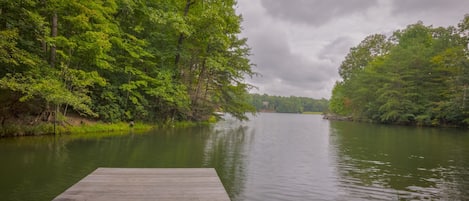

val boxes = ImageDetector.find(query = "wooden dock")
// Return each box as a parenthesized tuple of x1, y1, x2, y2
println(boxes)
(53, 168, 231, 201)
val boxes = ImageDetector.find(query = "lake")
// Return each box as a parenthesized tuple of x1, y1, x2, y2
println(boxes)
(0, 113, 468, 200)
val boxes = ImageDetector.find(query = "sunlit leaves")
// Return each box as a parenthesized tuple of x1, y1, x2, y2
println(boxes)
(0, 0, 255, 124)
(0, 70, 100, 116)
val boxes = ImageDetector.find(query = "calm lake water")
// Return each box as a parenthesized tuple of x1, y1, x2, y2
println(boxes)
(1, 113, 468, 200)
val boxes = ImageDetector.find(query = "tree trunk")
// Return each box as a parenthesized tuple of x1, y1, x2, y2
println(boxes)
(463, 84, 467, 109)
(194, 59, 206, 106)
(174, 0, 194, 66)
(0, 8, 6, 29)
(50, 12, 58, 68)
(40, 0, 48, 56)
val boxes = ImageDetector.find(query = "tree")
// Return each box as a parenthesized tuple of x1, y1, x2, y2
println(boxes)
(0, 0, 257, 128)
(249, 94, 328, 113)
(329, 15, 469, 127)
(339, 34, 392, 81)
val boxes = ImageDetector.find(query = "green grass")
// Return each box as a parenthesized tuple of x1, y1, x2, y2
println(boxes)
(65, 122, 153, 134)
(65, 128, 151, 140)
(1, 118, 217, 138)
(0, 122, 154, 137)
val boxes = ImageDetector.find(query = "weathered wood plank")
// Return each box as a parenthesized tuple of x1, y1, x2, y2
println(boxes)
(53, 168, 230, 201)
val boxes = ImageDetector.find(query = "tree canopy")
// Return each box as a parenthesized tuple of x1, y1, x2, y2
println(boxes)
(248, 94, 328, 113)
(329, 15, 469, 127)
(0, 0, 255, 124)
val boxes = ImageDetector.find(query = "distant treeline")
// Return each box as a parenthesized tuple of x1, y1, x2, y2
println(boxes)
(329, 15, 469, 127)
(0, 0, 255, 126)
(248, 94, 329, 113)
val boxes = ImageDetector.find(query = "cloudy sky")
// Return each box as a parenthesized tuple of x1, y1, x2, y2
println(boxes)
(235, 0, 469, 99)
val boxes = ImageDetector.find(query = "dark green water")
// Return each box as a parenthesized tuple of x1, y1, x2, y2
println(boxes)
(0, 113, 468, 200)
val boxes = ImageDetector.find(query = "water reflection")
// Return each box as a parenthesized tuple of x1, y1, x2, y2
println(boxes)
(202, 118, 251, 200)
(1, 114, 469, 201)
(0, 123, 252, 201)
(329, 121, 469, 200)
(237, 114, 340, 201)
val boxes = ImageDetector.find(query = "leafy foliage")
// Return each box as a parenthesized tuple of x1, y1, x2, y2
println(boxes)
(329, 16, 469, 127)
(0, 0, 255, 125)
(249, 94, 329, 113)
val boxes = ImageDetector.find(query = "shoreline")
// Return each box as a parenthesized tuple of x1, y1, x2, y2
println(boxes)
(322, 113, 353, 121)
(322, 113, 467, 128)
(0, 120, 208, 138)
(0, 122, 154, 138)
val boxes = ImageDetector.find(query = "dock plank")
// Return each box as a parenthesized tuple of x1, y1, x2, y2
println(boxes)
(53, 168, 230, 201)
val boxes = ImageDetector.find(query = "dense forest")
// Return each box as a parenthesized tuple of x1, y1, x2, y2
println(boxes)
(0, 0, 256, 127)
(248, 94, 328, 113)
(329, 15, 469, 127)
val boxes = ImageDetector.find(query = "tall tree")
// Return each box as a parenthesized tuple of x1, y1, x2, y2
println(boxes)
(329, 16, 469, 127)
(0, 0, 256, 127)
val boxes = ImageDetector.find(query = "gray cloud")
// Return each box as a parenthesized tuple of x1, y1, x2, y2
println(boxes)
(319, 37, 355, 62)
(390, 0, 469, 27)
(237, 0, 468, 99)
(392, 0, 469, 14)
(260, 0, 378, 26)
(247, 30, 337, 98)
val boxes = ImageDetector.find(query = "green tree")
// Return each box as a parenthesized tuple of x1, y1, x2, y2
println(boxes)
(329, 16, 469, 127)
(0, 0, 257, 129)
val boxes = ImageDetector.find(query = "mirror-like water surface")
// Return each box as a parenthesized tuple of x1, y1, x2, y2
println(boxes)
(1, 113, 468, 200)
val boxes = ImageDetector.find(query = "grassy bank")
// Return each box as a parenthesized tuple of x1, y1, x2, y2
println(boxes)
(0, 118, 218, 138)
(0, 122, 154, 137)
(0, 123, 56, 137)
(66, 122, 153, 134)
